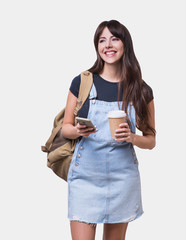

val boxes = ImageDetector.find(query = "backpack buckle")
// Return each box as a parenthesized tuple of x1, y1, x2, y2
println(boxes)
(74, 99, 82, 116)
(83, 71, 90, 76)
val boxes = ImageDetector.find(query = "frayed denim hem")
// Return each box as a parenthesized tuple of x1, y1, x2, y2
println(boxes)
(70, 220, 97, 228)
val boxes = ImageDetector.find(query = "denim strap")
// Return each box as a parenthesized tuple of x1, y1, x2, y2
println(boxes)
(89, 83, 97, 99)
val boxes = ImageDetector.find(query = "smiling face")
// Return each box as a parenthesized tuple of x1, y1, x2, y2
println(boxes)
(98, 27, 124, 65)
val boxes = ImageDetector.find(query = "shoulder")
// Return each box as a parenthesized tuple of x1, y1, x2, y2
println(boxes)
(69, 74, 81, 98)
(71, 74, 81, 87)
(142, 80, 154, 104)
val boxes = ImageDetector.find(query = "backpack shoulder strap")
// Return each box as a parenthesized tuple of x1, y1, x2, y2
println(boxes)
(41, 71, 93, 153)
(74, 70, 93, 116)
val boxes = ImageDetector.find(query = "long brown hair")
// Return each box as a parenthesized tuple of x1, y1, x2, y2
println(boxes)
(88, 20, 155, 134)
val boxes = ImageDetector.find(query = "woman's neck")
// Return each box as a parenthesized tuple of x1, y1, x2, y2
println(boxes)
(99, 63, 122, 82)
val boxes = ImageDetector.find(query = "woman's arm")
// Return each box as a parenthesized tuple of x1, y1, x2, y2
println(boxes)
(133, 99, 156, 149)
(62, 91, 79, 139)
(62, 91, 97, 139)
(115, 100, 156, 150)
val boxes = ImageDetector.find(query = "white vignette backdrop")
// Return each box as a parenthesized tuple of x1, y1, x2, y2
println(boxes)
(0, 0, 185, 239)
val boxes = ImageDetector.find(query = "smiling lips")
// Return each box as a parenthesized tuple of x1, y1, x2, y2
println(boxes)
(104, 50, 117, 57)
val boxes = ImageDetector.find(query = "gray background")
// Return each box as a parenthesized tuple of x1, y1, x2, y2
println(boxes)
(0, 0, 185, 239)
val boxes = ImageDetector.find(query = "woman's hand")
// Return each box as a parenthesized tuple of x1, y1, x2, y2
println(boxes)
(76, 123, 97, 138)
(114, 122, 134, 143)
(114, 100, 156, 149)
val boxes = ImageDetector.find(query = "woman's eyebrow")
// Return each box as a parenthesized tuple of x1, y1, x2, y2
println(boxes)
(99, 35, 114, 39)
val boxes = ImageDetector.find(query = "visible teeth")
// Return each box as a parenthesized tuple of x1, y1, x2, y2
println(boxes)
(105, 51, 115, 55)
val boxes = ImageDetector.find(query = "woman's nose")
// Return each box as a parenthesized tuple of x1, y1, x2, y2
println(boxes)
(105, 39, 112, 48)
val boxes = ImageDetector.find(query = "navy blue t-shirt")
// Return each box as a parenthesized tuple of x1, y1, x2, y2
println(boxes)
(69, 73, 153, 118)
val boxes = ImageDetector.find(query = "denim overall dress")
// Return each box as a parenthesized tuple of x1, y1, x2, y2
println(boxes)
(67, 83, 143, 224)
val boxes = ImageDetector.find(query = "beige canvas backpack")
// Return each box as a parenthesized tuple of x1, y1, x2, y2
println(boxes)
(41, 71, 93, 181)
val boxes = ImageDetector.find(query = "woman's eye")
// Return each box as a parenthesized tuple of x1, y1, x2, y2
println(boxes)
(99, 38, 119, 43)
(112, 38, 119, 41)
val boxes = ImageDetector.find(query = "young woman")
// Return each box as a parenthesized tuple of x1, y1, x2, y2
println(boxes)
(62, 20, 156, 240)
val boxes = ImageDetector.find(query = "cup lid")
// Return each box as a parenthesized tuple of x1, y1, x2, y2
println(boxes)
(108, 110, 126, 118)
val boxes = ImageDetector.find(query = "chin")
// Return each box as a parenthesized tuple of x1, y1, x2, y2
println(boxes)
(104, 59, 121, 65)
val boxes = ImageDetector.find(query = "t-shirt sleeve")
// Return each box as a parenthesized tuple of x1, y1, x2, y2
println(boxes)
(142, 80, 154, 104)
(69, 74, 81, 98)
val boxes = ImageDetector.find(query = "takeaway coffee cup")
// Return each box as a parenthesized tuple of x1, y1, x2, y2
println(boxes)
(108, 110, 126, 139)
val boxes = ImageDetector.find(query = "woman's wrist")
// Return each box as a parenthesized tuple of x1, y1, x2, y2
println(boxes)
(62, 124, 80, 139)
(129, 132, 156, 150)
(130, 132, 136, 145)
(73, 125, 81, 139)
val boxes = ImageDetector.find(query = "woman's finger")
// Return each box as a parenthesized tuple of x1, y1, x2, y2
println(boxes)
(77, 123, 87, 129)
(80, 129, 97, 137)
(119, 122, 129, 128)
(115, 127, 130, 133)
(115, 136, 130, 141)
